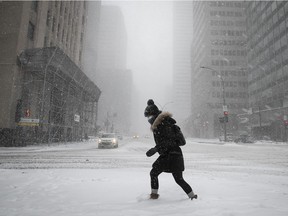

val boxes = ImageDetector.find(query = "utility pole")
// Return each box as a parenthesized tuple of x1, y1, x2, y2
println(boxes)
(258, 106, 262, 139)
(284, 115, 288, 142)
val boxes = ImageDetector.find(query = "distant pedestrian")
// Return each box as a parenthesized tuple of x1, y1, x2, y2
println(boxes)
(144, 99, 197, 200)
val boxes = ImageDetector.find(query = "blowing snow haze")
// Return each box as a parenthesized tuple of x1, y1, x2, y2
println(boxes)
(84, 0, 174, 136)
(1, 1, 288, 146)
(102, 1, 174, 135)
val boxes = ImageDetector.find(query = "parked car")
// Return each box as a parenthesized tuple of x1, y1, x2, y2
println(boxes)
(234, 134, 254, 143)
(98, 133, 118, 149)
(219, 133, 234, 142)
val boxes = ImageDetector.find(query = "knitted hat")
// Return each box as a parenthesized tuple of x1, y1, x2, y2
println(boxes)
(144, 99, 160, 117)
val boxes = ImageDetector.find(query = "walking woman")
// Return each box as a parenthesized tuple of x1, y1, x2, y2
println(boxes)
(144, 99, 197, 200)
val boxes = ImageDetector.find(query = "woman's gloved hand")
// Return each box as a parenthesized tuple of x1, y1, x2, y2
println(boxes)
(146, 147, 157, 157)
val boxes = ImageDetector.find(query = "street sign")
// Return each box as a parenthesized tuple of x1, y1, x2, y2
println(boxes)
(74, 114, 80, 122)
(223, 105, 228, 112)
(18, 118, 39, 126)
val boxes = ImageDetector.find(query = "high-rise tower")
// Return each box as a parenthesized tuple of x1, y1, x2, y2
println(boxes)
(172, 1, 193, 123)
(245, 1, 288, 140)
(0, 1, 101, 146)
(191, 1, 248, 138)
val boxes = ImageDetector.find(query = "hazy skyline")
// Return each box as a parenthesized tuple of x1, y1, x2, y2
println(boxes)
(103, 1, 174, 134)
(103, 0, 173, 103)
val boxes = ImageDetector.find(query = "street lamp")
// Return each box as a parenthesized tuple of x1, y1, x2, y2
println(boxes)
(200, 66, 227, 142)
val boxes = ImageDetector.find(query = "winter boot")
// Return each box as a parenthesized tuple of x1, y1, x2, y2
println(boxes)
(190, 194, 198, 200)
(188, 191, 198, 200)
(150, 193, 159, 199)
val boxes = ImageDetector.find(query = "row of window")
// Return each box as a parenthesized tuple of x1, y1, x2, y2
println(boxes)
(212, 91, 248, 99)
(211, 29, 245, 37)
(209, 1, 244, 8)
(210, 20, 246, 27)
(212, 81, 248, 88)
(247, 1, 286, 35)
(210, 11, 243, 17)
(211, 39, 246, 46)
(43, 1, 86, 64)
(249, 72, 288, 97)
(249, 28, 287, 62)
(248, 45, 288, 85)
(47, 9, 82, 44)
(211, 59, 237, 66)
(247, 2, 288, 50)
(248, 16, 288, 62)
(212, 70, 247, 77)
(211, 49, 246, 57)
(207, 102, 248, 109)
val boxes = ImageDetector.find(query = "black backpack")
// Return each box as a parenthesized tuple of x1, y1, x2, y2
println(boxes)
(173, 125, 186, 146)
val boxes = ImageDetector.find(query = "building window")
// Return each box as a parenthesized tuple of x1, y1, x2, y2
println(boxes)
(28, 22, 35, 40)
(46, 10, 51, 26)
(52, 18, 56, 32)
(60, 2, 63, 14)
(82, 15, 85, 25)
(62, 29, 65, 42)
(44, 36, 48, 47)
(57, 23, 60, 38)
(79, 50, 82, 63)
(31, 1, 38, 12)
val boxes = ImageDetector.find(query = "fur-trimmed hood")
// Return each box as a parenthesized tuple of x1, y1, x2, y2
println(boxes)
(151, 112, 175, 130)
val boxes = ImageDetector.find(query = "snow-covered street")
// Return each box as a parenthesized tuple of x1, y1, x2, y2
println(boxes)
(1, 138, 288, 216)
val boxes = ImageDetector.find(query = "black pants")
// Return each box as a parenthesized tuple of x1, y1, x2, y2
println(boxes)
(150, 168, 193, 194)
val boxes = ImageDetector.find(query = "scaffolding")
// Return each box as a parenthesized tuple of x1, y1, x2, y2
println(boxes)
(16, 47, 101, 145)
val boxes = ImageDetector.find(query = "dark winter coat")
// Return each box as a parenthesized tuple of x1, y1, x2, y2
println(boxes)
(150, 112, 185, 173)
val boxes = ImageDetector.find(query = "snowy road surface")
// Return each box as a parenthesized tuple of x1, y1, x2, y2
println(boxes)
(0, 137, 288, 216)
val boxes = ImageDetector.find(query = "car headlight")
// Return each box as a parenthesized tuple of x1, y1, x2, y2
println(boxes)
(112, 138, 117, 144)
(98, 139, 102, 143)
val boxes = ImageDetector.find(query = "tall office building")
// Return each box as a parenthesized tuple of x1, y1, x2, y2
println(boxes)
(98, 6, 127, 70)
(172, 2, 193, 123)
(96, 5, 132, 134)
(191, 1, 248, 138)
(245, 1, 288, 140)
(0, 1, 101, 146)
(81, 0, 102, 82)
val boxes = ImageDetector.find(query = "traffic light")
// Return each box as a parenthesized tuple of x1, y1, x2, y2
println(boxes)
(284, 120, 288, 128)
(25, 109, 31, 117)
(224, 111, 228, 122)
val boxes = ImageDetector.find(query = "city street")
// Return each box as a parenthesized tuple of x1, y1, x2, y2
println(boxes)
(1, 137, 288, 216)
